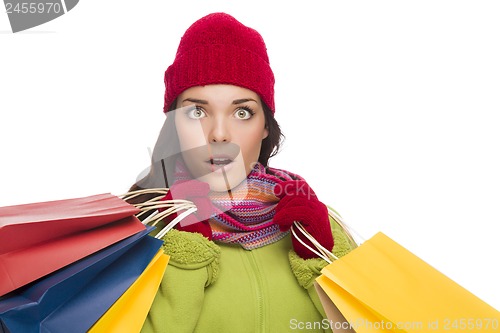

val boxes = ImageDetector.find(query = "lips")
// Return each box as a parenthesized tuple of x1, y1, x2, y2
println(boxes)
(204, 154, 235, 174)
(196, 143, 240, 174)
(207, 155, 234, 166)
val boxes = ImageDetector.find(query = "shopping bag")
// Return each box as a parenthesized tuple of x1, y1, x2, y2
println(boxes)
(1, 188, 196, 332)
(0, 193, 145, 296)
(0, 193, 140, 250)
(89, 250, 170, 333)
(0, 227, 162, 333)
(314, 232, 500, 333)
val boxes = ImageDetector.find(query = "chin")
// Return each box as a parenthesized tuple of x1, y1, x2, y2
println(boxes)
(198, 169, 249, 193)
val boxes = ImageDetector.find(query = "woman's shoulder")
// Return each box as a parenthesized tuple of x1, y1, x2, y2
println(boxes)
(161, 229, 220, 266)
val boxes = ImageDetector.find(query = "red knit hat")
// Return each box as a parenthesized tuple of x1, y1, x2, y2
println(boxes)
(163, 12, 275, 113)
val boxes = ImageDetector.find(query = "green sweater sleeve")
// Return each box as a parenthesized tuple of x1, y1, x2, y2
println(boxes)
(288, 210, 355, 318)
(141, 229, 220, 333)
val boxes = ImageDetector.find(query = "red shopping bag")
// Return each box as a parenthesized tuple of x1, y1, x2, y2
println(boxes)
(0, 228, 162, 333)
(0, 193, 145, 296)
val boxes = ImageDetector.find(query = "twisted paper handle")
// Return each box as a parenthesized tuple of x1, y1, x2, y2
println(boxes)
(291, 208, 362, 264)
(119, 188, 197, 239)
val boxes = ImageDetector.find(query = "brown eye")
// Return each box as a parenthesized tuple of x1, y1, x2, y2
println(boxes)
(187, 106, 207, 119)
(234, 108, 254, 120)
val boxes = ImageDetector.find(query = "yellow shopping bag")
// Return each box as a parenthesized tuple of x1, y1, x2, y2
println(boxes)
(89, 249, 169, 333)
(314, 232, 499, 333)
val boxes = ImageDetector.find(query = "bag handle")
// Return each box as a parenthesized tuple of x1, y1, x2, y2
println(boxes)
(120, 188, 197, 239)
(291, 222, 338, 263)
(326, 207, 365, 248)
(291, 208, 363, 263)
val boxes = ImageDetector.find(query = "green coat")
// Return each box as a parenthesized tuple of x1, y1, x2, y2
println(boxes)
(142, 213, 354, 333)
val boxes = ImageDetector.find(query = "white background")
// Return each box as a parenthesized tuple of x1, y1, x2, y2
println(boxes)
(1, 1, 499, 310)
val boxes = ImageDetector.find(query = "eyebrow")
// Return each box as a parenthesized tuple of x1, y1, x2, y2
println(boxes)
(181, 98, 258, 105)
(182, 98, 208, 104)
(232, 98, 257, 105)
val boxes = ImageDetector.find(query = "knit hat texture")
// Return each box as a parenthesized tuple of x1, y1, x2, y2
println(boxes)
(163, 12, 275, 113)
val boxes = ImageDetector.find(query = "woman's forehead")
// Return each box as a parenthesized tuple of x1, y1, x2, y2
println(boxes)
(178, 85, 260, 103)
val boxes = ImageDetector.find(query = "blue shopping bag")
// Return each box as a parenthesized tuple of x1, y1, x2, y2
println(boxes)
(0, 226, 163, 333)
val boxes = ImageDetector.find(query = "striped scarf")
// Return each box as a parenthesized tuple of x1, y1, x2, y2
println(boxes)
(174, 160, 303, 249)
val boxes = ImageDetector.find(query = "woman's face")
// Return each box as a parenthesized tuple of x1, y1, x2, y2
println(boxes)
(174, 84, 269, 192)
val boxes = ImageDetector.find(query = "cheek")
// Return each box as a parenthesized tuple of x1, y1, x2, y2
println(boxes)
(236, 127, 265, 164)
(175, 119, 207, 151)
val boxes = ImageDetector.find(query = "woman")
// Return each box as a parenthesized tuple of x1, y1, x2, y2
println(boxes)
(131, 12, 354, 333)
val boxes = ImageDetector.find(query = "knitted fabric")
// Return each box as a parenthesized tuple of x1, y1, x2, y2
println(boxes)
(288, 222, 354, 289)
(163, 12, 275, 112)
(161, 229, 220, 287)
(273, 180, 334, 259)
(173, 159, 303, 249)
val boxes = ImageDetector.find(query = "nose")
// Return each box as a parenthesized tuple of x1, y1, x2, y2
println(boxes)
(207, 117, 231, 143)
